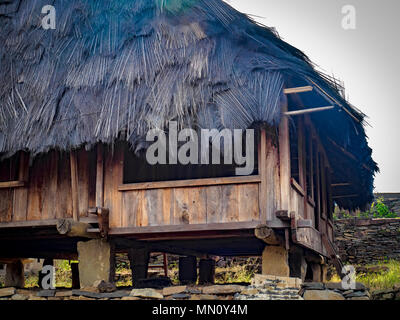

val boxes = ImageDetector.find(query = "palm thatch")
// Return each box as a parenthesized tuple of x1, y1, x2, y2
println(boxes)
(0, 0, 377, 209)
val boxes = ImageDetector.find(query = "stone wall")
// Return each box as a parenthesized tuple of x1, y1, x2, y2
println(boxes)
(375, 193, 400, 215)
(334, 218, 400, 264)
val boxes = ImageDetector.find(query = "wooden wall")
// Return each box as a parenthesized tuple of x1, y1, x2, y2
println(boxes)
(0, 149, 96, 223)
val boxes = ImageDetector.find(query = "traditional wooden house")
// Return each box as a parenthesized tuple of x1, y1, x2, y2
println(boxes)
(0, 0, 377, 287)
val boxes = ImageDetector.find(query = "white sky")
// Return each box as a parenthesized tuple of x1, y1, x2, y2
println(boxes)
(224, 0, 400, 192)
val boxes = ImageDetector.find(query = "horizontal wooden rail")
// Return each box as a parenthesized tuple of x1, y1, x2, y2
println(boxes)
(0, 180, 26, 189)
(109, 221, 261, 235)
(118, 175, 261, 191)
(290, 178, 305, 197)
(284, 86, 313, 94)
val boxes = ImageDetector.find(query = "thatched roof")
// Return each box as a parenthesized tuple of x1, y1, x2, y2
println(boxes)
(0, 0, 377, 209)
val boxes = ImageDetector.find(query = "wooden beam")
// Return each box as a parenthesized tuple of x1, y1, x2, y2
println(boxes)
(70, 151, 79, 221)
(284, 86, 313, 94)
(284, 106, 334, 116)
(118, 175, 261, 191)
(96, 144, 104, 208)
(0, 181, 25, 189)
(56, 219, 97, 238)
(109, 221, 261, 236)
(254, 224, 282, 245)
(279, 103, 291, 213)
(0, 219, 59, 229)
(332, 194, 358, 199)
(258, 129, 267, 221)
(332, 183, 351, 187)
(291, 178, 305, 197)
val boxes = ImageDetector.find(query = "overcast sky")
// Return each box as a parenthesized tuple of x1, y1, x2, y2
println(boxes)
(224, 0, 400, 192)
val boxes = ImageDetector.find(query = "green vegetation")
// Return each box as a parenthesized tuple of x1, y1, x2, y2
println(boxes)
(330, 260, 400, 292)
(334, 197, 398, 220)
(357, 260, 400, 291)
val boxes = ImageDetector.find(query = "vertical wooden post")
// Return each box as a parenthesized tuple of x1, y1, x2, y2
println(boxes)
(70, 150, 79, 221)
(96, 144, 104, 208)
(279, 105, 291, 214)
(13, 152, 30, 222)
(314, 145, 321, 230)
(128, 248, 150, 288)
(198, 258, 215, 285)
(5, 260, 25, 288)
(178, 256, 197, 285)
(70, 262, 80, 289)
(258, 129, 267, 222)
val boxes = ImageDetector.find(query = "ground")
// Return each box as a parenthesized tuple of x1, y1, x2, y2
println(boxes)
(1, 255, 399, 299)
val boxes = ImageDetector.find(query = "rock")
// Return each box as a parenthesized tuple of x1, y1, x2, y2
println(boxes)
(77, 239, 112, 288)
(325, 282, 365, 291)
(195, 294, 219, 300)
(11, 294, 28, 300)
(240, 288, 259, 295)
(37, 289, 56, 297)
(55, 290, 73, 297)
(0, 287, 16, 297)
(129, 288, 163, 299)
(121, 296, 140, 300)
(93, 280, 117, 293)
(136, 277, 172, 289)
(171, 293, 190, 299)
(302, 282, 325, 290)
(162, 285, 187, 296)
(28, 296, 46, 300)
(262, 246, 290, 277)
(303, 290, 345, 300)
(186, 287, 202, 294)
(381, 293, 394, 300)
(393, 283, 400, 290)
(345, 291, 369, 298)
(202, 285, 245, 295)
(72, 290, 130, 299)
(395, 292, 400, 300)
(348, 296, 369, 300)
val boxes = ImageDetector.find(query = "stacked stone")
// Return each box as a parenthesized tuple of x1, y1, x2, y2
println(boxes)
(300, 282, 370, 300)
(234, 274, 303, 300)
(334, 218, 400, 265)
(0, 276, 303, 301)
(371, 284, 400, 300)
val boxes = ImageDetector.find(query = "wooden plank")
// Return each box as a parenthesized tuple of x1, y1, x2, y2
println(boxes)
(291, 178, 305, 197)
(279, 103, 291, 214)
(162, 188, 173, 225)
(104, 144, 124, 228)
(42, 152, 59, 220)
(238, 183, 259, 221)
(121, 191, 141, 227)
(320, 153, 327, 220)
(314, 141, 321, 230)
(143, 189, 163, 226)
(0, 189, 13, 223)
(0, 181, 25, 189)
(187, 187, 207, 224)
(12, 152, 29, 222)
(173, 188, 189, 225)
(109, 221, 261, 235)
(70, 151, 79, 221)
(283, 86, 313, 94)
(96, 144, 104, 208)
(284, 106, 334, 116)
(118, 175, 261, 191)
(0, 219, 59, 228)
(220, 184, 239, 223)
(258, 129, 267, 222)
(206, 186, 222, 224)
